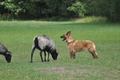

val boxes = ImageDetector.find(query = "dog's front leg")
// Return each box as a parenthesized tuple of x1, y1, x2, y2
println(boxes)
(73, 53, 76, 59)
(70, 52, 73, 59)
(70, 50, 75, 59)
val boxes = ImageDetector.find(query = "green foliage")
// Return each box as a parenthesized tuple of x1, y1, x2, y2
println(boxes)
(0, 13, 14, 20)
(108, 0, 120, 22)
(67, 1, 86, 17)
(73, 16, 107, 23)
(0, 0, 120, 22)
(0, 0, 24, 15)
(86, 0, 120, 22)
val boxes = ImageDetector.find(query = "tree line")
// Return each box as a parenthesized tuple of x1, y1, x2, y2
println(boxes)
(0, 0, 120, 22)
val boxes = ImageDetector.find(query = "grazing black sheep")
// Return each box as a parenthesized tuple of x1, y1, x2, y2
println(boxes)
(30, 34, 58, 62)
(0, 43, 12, 63)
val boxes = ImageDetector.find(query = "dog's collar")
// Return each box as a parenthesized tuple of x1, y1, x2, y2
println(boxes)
(67, 39, 74, 43)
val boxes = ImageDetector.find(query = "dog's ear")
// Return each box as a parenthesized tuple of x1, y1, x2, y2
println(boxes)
(66, 31, 71, 36)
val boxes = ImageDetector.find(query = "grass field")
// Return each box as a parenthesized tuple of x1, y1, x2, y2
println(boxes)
(0, 21, 120, 80)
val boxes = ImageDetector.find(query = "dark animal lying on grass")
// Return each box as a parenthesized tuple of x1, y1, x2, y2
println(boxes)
(0, 43, 12, 63)
(30, 34, 58, 62)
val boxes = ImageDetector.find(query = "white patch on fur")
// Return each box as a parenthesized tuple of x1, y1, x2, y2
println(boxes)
(67, 39, 73, 43)
(73, 40, 78, 47)
(93, 44, 96, 49)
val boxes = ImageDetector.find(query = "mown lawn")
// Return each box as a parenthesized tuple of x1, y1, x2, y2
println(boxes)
(0, 21, 120, 80)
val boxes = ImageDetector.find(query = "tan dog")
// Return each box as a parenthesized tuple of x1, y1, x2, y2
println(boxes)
(60, 31, 98, 59)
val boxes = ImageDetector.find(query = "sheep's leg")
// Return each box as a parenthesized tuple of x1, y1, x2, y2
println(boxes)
(30, 48, 35, 63)
(44, 51, 46, 61)
(40, 51, 44, 62)
(47, 53, 50, 61)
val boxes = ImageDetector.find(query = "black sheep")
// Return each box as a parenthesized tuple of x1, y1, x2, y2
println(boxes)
(30, 34, 58, 62)
(0, 43, 12, 63)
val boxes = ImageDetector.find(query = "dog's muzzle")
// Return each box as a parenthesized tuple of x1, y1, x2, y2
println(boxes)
(60, 36, 66, 41)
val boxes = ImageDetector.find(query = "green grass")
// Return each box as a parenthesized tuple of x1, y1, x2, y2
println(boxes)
(0, 21, 120, 80)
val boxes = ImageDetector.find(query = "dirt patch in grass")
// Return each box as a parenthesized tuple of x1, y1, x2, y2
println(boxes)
(34, 66, 120, 80)
(35, 67, 74, 74)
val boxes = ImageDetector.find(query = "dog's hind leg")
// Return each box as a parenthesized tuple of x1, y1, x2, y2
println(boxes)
(90, 51, 98, 59)
(87, 43, 98, 59)
(88, 47, 98, 59)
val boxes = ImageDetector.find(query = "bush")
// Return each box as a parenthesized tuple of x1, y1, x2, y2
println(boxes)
(0, 14, 14, 20)
(67, 1, 86, 17)
(73, 16, 107, 23)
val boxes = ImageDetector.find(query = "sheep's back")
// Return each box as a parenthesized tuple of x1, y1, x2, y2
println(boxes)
(36, 35, 55, 50)
(0, 43, 8, 54)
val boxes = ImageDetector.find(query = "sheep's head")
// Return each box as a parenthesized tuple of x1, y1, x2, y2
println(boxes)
(5, 51, 12, 63)
(51, 50, 58, 60)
